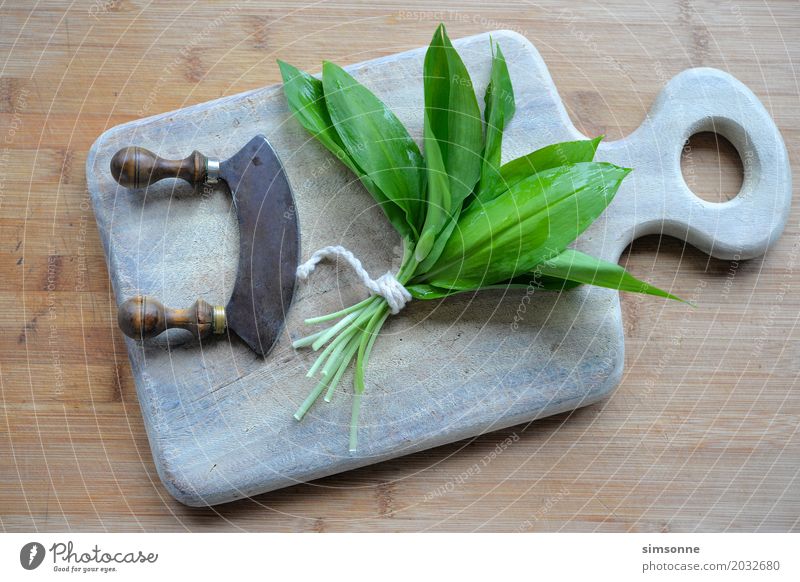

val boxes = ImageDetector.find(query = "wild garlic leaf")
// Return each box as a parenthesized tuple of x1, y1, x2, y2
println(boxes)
(501, 274, 582, 291)
(322, 61, 425, 235)
(278, 60, 350, 165)
(423, 24, 483, 210)
(407, 283, 457, 300)
(420, 162, 631, 289)
(408, 275, 580, 300)
(477, 137, 602, 204)
(417, 214, 458, 273)
(420, 127, 586, 271)
(518, 276, 583, 291)
(534, 249, 684, 301)
(279, 60, 415, 239)
(477, 42, 515, 198)
(416, 116, 452, 261)
(416, 25, 483, 264)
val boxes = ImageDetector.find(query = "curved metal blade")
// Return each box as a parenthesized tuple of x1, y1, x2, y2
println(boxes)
(220, 135, 299, 356)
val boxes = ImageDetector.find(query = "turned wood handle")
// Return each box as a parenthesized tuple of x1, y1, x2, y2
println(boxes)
(110, 147, 210, 188)
(118, 296, 226, 341)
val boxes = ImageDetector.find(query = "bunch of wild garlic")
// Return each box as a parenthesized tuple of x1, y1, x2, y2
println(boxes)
(280, 25, 679, 451)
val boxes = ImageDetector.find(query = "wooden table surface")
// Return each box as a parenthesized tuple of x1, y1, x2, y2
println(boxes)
(1, 0, 798, 532)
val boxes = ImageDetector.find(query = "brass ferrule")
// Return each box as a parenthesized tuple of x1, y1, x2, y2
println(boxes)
(206, 158, 221, 184)
(212, 305, 226, 334)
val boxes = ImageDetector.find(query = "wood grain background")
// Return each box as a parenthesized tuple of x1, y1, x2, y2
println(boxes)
(1, 0, 798, 532)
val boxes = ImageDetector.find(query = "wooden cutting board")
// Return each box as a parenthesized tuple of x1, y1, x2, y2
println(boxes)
(85, 31, 791, 506)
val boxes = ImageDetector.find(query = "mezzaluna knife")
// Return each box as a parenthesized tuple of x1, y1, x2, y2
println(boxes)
(110, 135, 299, 357)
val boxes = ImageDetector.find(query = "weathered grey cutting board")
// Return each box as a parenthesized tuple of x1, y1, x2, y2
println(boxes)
(86, 31, 791, 506)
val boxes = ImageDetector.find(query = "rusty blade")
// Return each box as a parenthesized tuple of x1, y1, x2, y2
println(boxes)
(220, 135, 299, 356)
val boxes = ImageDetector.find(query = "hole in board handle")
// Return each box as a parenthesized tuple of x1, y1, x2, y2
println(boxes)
(680, 132, 744, 203)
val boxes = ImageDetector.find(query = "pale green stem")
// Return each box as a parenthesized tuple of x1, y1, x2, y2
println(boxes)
(291, 328, 327, 349)
(349, 304, 390, 452)
(295, 334, 362, 420)
(306, 299, 381, 386)
(321, 329, 356, 377)
(354, 305, 389, 394)
(307, 321, 358, 378)
(311, 311, 359, 351)
(324, 335, 361, 402)
(293, 376, 329, 421)
(349, 392, 362, 453)
(304, 296, 375, 325)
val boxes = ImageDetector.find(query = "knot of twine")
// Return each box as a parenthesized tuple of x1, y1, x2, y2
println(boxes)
(296, 245, 412, 314)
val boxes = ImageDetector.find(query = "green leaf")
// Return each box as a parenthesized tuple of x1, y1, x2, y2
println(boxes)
(534, 249, 684, 301)
(502, 273, 582, 291)
(407, 283, 457, 300)
(415, 25, 483, 265)
(322, 61, 425, 235)
(477, 42, 515, 198)
(416, 116, 452, 261)
(279, 60, 415, 239)
(477, 137, 602, 204)
(423, 24, 483, 210)
(417, 213, 458, 273)
(408, 275, 579, 300)
(525, 276, 583, 291)
(278, 60, 349, 166)
(419, 162, 631, 289)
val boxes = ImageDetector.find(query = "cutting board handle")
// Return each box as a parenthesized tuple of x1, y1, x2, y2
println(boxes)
(600, 67, 791, 262)
(110, 147, 217, 189)
(118, 296, 226, 341)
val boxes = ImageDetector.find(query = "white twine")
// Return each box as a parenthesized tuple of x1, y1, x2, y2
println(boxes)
(296, 245, 412, 314)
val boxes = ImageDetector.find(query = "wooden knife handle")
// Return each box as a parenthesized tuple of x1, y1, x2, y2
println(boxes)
(118, 296, 226, 341)
(110, 147, 212, 189)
